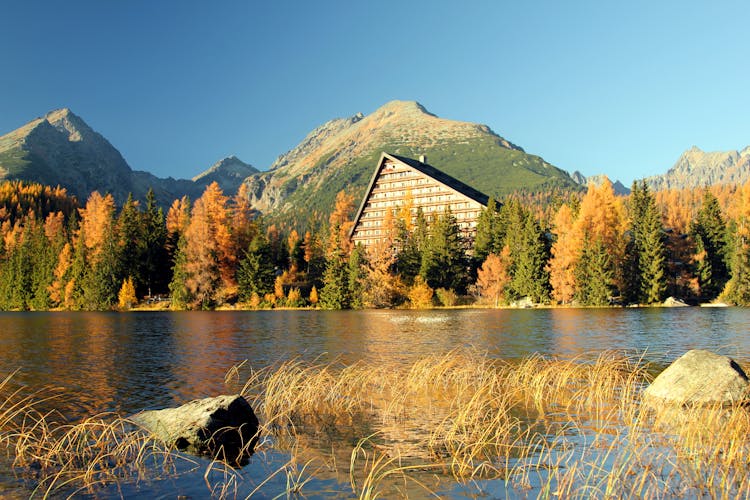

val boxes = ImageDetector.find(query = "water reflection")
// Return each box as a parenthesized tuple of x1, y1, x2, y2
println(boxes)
(2, 308, 750, 420)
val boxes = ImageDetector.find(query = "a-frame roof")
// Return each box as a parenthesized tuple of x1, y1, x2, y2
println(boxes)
(349, 152, 490, 238)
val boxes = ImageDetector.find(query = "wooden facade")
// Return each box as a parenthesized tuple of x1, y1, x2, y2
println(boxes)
(350, 153, 489, 250)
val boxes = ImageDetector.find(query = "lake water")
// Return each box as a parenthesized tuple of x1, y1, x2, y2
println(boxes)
(1, 308, 749, 497)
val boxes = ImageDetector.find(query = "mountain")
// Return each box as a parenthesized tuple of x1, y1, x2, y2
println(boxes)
(192, 155, 258, 191)
(0, 109, 136, 202)
(644, 146, 750, 191)
(242, 100, 579, 221)
(0, 109, 255, 206)
(570, 171, 630, 195)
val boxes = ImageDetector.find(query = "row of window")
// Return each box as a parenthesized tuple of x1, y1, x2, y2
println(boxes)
(358, 209, 480, 228)
(353, 222, 478, 242)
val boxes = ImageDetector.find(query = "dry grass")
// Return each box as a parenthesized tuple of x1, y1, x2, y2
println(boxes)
(3, 350, 750, 498)
(242, 349, 750, 498)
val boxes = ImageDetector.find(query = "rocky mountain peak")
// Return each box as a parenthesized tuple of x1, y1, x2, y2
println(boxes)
(645, 145, 750, 191)
(43, 108, 92, 142)
(193, 155, 257, 182)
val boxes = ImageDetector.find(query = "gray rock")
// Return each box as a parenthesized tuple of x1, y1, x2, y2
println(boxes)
(132, 394, 259, 464)
(663, 296, 689, 307)
(510, 296, 534, 308)
(644, 350, 750, 405)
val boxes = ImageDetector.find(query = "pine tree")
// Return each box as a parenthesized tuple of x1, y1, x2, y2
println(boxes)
(237, 234, 276, 301)
(320, 248, 350, 309)
(117, 194, 144, 292)
(420, 209, 468, 294)
(168, 235, 191, 310)
(396, 208, 428, 284)
(505, 205, 550, 303)
(141, 188, 168, 297)
(575, 238, 613, 306)
(627, 181, 667, 304)
(691, 190, 729, 299)
(347, 244, 367, 309)
(474, 197, 502, 263)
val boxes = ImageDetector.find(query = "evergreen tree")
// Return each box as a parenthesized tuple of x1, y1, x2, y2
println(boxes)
(396, 208, 428, 284)
(474, 197, 502, 263)
(28, 219, 59, 310)
(320, 248, 350, 309)
(420, 209, 469, 293)
(347, 244, 367, 309)
(574, 238, 613, 306)
(168, 235, 191, 310)
(638, 198, 668, 303)
(237, 234, 276, 301)
(117, 194, 144, 292)
(504, 202, 550, 303)
(690, 191, 729, 299)
(141, 188, 169, 296)
(627, 181, 667, 304)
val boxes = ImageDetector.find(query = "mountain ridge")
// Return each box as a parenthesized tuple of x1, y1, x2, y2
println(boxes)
(644, 145, 750, 191)
(242, 100, 577, 221)
(0, 109, 254, 205)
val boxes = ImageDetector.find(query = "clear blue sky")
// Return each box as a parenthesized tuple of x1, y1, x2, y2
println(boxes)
(1, 1, 748, 186)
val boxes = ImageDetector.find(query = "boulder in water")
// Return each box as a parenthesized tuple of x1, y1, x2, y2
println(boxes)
(132, 394, 259, 464)
(644, 350, 750, 405)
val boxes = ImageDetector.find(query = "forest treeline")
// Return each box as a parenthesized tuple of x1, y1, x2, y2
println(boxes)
(1, 177, 750, 311)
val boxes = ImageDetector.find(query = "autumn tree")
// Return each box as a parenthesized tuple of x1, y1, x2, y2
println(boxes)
(327, 190, 356, 257)
(722, 183, 750, 305)
(549, 203, 581, 304)
(320, 190, 358, 309)
(75, 192, 121, 310)
(408, 275, 434, 309)
(118, 277, 137, 310)
(573, 179, 627, 302)
(476, 246, 512, 307)
(170, 182, 234, 309)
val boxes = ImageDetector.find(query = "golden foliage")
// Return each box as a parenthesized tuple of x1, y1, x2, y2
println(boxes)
(476, 247, 512, 307)
(117, 277, 137, 310)
(549, 203, 580, 304)
(327, 190, 356, 256)
(408, 276, 434, 308)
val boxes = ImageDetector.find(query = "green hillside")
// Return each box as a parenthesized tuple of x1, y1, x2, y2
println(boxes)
(272, 136, 579, 229)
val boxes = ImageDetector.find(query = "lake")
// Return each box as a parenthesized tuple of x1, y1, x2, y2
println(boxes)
(1, 307, 749, 497)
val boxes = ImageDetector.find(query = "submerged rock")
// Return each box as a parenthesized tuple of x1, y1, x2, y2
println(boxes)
(132, 394, 259, 465)
(644, 350, 750, 405)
